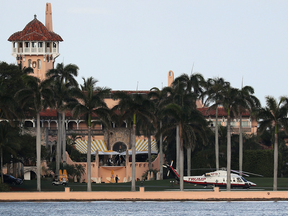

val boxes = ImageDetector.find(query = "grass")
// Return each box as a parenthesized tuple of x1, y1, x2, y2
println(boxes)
(5, 177, 288, 192)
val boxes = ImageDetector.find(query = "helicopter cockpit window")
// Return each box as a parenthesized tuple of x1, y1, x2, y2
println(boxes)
(237, 177, 242, 182)
(241, 177, 248, 182)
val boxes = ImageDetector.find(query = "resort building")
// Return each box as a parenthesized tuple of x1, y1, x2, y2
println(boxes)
(5, 3, 257, 183)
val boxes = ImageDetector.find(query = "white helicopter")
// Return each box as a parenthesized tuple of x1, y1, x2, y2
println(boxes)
(163, 162, 259, 189)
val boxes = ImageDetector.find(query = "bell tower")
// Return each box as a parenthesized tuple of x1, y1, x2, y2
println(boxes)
(8, 3, 63, 81)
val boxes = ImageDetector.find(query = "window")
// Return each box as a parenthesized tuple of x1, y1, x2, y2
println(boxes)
(38, 42, 43, 48)
(28, 59, 32, 68)
(242, 121, 249, 127)
(37, 59, 41, 69)
(25, 42, 30, 47)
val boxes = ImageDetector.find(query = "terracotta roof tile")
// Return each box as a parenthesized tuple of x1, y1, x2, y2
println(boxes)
(198, 107, 250, 117)
(8, 16, 63, 42)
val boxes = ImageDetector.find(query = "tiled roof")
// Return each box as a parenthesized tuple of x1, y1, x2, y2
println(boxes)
(40, 107, 251, 118)
(198, 107, 251, 117)
(8, 15, 63, 42)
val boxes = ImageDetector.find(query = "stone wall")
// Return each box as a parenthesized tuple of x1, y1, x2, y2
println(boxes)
(104, 128, 132, 150)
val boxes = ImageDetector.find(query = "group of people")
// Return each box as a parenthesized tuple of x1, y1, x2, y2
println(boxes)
(107, 155, 125, 166)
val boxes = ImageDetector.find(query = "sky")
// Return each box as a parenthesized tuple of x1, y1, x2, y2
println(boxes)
(1, 0, 288, 105)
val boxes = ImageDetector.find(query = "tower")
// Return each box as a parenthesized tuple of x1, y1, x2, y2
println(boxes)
(168, 70, 174, 87)
(8, 3, 63, 80)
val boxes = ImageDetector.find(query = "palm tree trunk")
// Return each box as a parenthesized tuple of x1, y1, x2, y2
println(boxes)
(62, 111, 66, 166)
(87, 126, 92, 191)
(131, 123, 136, 191)
(159, 121, 163, 180)
(187, 147, 191, 176)
(36, 112, 41, 191)
(148, 131, 151, 170)
(226, 114, 231, 191)
(180, 143, 184, 191)
(179, 125, 184, 191)
(239, 113, 243, 176)
(273, 132, 278, 191)
(176, 125, 180, 172)
(215, 107, 219, 170)
(56, 112, 61, 177)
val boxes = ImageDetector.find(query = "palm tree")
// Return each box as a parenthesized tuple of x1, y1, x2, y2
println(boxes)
(0, 122, 21, 183)
(236, 86, 260, 176)
(46, 63, 79, 86)
(68, 77, 110, 191)
(173, 73, 205, 174)
(257, 96, 288, 191)
(15, 75, 53, 191)
(203, 77, 230, 170)
(0, 62, 30, 123)
(136, 115, 154, 170)
(148, 87, 172, 179)
(161, 102, 207, 191)
(113, 91, 156, 191)
(46, 63, 79, 171)
(220, 85, 239, 191)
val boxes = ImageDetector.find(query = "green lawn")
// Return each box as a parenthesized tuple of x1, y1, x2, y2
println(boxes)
(6, 177, 288, 192)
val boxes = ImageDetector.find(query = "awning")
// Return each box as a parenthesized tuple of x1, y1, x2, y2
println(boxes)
(136, 139, 158, 152)
(74, 139, 158, 154)
(74, 140, 108, 154)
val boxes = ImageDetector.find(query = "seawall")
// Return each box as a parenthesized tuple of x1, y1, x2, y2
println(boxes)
(1, 187, 288, 202)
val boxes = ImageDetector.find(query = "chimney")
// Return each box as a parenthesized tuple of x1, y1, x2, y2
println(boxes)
(45, 3, 53, 31)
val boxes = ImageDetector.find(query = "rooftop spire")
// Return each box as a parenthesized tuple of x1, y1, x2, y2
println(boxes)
(45, 3, 53, 31)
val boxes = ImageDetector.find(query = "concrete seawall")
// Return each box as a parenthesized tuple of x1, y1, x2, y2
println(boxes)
(1, 187, 288, 202)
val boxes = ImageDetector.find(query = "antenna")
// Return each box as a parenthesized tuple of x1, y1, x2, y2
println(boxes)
(190, 62, 194, 75)
(161, 82, 163, 89)
(241, 76, 243, 89)
(136, 81, 139, 92)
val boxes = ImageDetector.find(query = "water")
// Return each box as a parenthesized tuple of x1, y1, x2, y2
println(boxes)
(0, 201, 287, 216)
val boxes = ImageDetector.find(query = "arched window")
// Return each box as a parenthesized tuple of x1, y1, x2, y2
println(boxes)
(113, 142, 127, 153)
(28, 59, 32, 68)
(37, 59, 41, 69)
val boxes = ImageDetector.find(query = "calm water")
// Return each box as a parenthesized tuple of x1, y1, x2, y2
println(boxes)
(0, 201, 288, 216)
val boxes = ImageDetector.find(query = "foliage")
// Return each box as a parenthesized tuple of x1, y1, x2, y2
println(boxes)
(243, 150, 274, 177)
(0, 180, 9, 192)
(66, 143, 86, 162)
(46, 162, 85, 181)
(141, 168, 159, 180)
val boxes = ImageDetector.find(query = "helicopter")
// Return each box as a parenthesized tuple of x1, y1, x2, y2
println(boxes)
(163, 162, 259, 189)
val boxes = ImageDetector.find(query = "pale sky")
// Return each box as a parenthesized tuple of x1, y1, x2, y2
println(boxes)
(1, 0, 288, 106)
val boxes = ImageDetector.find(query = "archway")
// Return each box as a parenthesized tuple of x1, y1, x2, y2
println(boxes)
(112, 142, 127, 153)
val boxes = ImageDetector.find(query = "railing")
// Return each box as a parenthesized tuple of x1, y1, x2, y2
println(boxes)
(48, 128, 104, 136)
(12, 47, 58, 55)
(210, 126, 252, 133)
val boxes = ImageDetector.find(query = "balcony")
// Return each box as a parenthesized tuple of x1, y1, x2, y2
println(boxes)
(13, 47, 59, 56)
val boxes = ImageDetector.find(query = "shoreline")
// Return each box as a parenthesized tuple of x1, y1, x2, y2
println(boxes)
(1, 187, 288, 202)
